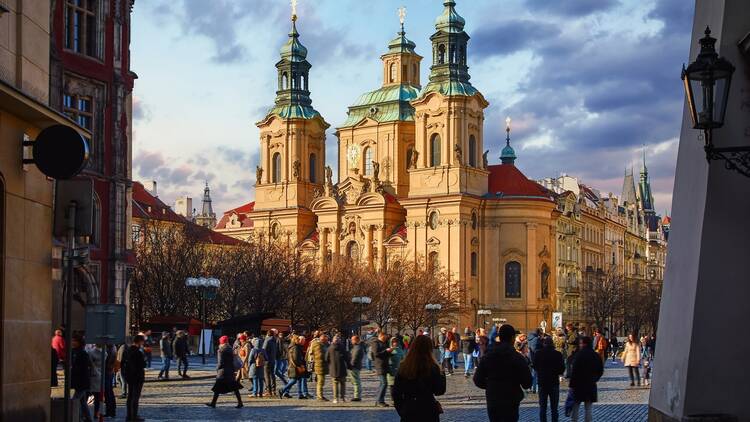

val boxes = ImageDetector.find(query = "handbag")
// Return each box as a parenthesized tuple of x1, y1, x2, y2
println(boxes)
(295, 365, 306, 378)
(233, 355, 243, 371)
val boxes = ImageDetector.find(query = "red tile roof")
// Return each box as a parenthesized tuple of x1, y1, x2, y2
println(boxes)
(216, 201, 256, 229)
(132, 181, 245, 246)
(487, 164, 552, 200)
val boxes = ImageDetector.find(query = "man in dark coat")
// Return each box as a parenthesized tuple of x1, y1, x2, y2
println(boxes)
(158, 331, 173, 380)
(70, 334, 92, 422)
(533, 337, 565, 422)
(460, 328, 477, 377)
(373, 331, 392, 407)
(173, 331, 190, 378)
(349, 335, 365, 401)
(123, 334, 147, 422)
(326, 335, 350, 403)
(473, 324, 532, 422)
(569, 336, 604, 422)
(263, 330, 280, 396)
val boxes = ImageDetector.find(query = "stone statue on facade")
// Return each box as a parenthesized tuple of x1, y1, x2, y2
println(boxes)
(409, 150, 419, 169)
(454, 143, 462, 164)
(372, 160, 380, 181)
(293, 159, 301, 181)
(256, 166, 263, 184)
(483, 150, 489, 169)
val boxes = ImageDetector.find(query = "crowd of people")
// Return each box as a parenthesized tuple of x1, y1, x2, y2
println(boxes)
(51, 322, 656, 422)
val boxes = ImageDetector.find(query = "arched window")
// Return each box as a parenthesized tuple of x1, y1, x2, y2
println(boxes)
(364, 147, 373, 176)
(412, 63, 418, 81)
(428, 251, 439, 274)
(430, 134, 441, 167)
(438, 44, 446, 64)
(471, 212, 478, 230)
(347, 241, 360, 261)
(282, 72, 288, 89)
(272, 152, 282, 183)
(309, 153, 317, 183)
(541, 264, 550, 299)
(450, 44, 456, 63)
(460, 45, 466, 64)
(402, 64, 408, 80)
(468, 135, 477, 167)
(301, 74, 307, 90)
(291, 72, 297, 89)
(471, 252, 478, 276)
(505, 261, 521, 298)
(390, 63, 397, 83)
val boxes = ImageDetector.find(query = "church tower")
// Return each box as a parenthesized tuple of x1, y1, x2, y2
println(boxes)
(408, 0, 489, 197)
(252, 4, 329, 246)
(194, 181, 217, 228)
(336, 7, 422, 197)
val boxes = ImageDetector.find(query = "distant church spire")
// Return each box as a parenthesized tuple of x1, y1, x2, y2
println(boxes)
(501, 116, 516, 164)
(195, 181, 217, 228)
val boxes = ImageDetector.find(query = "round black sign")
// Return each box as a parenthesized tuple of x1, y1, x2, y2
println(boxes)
(33, 125, 89, 179)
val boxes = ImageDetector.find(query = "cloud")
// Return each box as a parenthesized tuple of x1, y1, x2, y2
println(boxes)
(523, 0, 620, 17)
(132, 96, 151, 122)
(472, 20, 561, 58)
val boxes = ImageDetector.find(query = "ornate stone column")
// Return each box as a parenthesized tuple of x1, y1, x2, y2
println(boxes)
(376, 224, 386, 270)
(318, 227, 328, 268)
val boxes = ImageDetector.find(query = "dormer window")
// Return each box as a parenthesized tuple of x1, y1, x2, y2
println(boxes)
(390, 63, 397, 83)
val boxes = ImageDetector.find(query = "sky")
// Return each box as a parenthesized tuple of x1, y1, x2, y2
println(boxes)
(130, 0, 694, 217)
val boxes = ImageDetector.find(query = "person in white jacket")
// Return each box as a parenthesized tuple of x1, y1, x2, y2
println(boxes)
(621, 334, 642, 386)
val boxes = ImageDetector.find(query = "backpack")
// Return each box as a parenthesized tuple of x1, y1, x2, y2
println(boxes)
(448, 340, 458, 352)
(255, 350, 266, 367)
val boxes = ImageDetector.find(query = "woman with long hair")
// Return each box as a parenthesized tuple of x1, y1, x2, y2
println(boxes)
(621, 333, 642, 387)
(392, 335, 446, 422)
(442, 332, 455, 375)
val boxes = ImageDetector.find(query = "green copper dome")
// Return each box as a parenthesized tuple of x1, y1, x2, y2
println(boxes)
(435, 0, 465, 33)
(341, 84, 419, 127)
(501, 142, 516, 164)
(387, 29, 417, 55)
(280, 20, 308, 62)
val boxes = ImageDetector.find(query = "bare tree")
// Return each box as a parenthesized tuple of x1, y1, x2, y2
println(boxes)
(583, 271, 626, 334)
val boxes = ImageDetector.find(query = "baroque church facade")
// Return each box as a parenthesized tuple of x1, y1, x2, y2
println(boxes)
(217, 1, 560, 331)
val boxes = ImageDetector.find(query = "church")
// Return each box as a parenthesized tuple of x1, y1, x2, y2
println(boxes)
(217, 1, 559, 331)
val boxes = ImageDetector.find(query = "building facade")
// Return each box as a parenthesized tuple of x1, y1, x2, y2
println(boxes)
(0, 2, 88, 419)
(218, 1, 560, 332)
(48, 0, 136, 331)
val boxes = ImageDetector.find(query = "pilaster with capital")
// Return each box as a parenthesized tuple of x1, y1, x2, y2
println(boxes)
(526, 222, 538, 306)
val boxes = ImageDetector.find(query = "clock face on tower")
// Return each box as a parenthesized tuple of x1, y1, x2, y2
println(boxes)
(347, 144, 361, 168)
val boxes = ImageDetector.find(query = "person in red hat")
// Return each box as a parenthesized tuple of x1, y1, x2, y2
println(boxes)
(206, 336, 243, 408)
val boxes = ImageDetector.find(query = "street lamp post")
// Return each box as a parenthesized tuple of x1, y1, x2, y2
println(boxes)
(352, 296, 372, 336)
(186, 277, 220, 364)
(425, 303, 442, 351)
(477, 309, 491, 328)
(682, 27, 746, 176)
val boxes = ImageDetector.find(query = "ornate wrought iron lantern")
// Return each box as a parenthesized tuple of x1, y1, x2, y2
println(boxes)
(682, 27, 747, 176)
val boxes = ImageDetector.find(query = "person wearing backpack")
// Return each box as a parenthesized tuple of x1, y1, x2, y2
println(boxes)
(248, 337, 269, 398)
(206, 335, 243, 408)
(236, 334, 251, 380)
(71, 334, 92, 422)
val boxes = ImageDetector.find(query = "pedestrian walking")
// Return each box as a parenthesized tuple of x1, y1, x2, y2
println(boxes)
(641, 343, 652, 386)
(141, 330, 153, 368)
(533, 337, 565, 422)
(450, 327, 460, 369)
(123, 334, 147, 422)
(310, 333, 330, 401)
(263, 329, 280, 397)
(71, 334, 92, 422)
(278, 334, 309, 399)
(327, 335, 350, 404)
(86, 343, 104, 419)
(276, 331, 290, 385)
(442, 331, 456, 375)
(568, 336, 604, 422)
(158, 332, 173, 380)
(387, 337, 405, 395)
(438, 328, 448, 366)
(373, 331, 393, 407)
(527, 329, 543, 394)
(392, 335, 446, 422)
(206, 336, 244, 408)
(460, 328, 476, 377)
(173, 330, 190, 379)
(115, 341, 129, 399)
(51, 329, 65, 387)
(594, 328, 608, 363)
(621, 333, 642, 386)
(349, 335, 365, 402)
(236, 334, 251, 381)
(473, 324, 532, 422)
(565, 323, 579, 378)
(103, 344, 117, 418)
(248, 337, 269, 398)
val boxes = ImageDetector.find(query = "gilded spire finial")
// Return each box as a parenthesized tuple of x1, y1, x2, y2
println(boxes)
(505, 116, 512, 145)
(398, 6, 407, 30)
(291, 0, 298, 22)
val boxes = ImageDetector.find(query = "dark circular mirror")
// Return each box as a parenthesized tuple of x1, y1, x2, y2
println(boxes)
(33, 125, 89, 179)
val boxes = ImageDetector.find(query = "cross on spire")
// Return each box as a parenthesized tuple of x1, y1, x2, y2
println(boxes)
(398, 6, 407, 30)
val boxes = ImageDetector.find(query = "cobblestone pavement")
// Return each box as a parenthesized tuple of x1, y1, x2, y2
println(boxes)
(69, 358, 649, 421)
